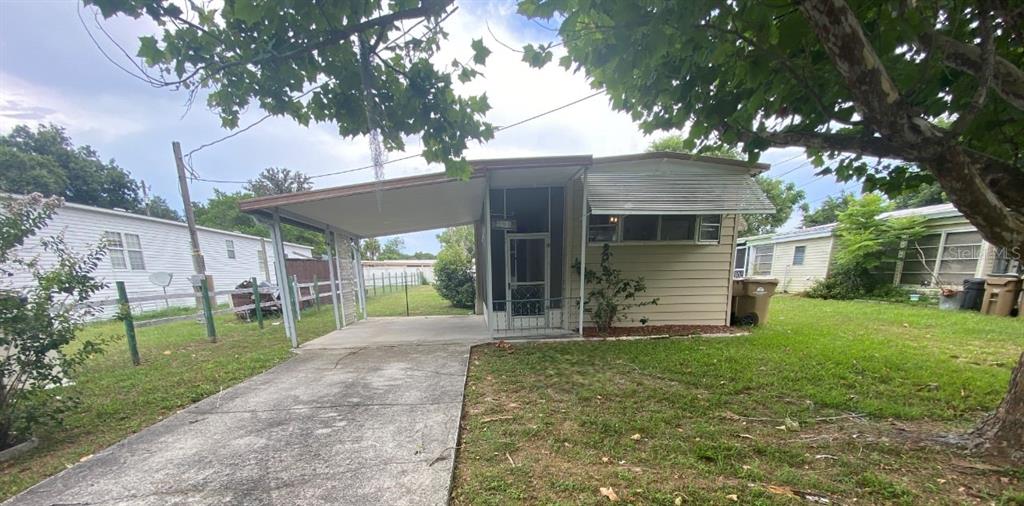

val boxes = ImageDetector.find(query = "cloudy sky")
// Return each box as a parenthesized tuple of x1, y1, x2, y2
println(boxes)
(0, 0, 857, 253)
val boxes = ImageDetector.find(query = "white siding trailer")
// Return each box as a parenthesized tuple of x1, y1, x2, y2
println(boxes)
(5, 196, 314, 317)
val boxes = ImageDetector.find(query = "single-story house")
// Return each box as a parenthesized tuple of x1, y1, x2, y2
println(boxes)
(4, 195, 314, 316)
(362, 259, 437, 285)
(735, 203, 1022, 292)
(239, 152, 775, 341)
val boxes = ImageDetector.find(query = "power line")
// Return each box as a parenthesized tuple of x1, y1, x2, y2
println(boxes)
(190, 90, 605, 185)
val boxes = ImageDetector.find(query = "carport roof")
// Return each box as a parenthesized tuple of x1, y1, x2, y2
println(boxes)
(238, 155, 592, 238)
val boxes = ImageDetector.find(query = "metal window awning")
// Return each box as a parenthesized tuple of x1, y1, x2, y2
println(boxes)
(586, 167, 775, 215)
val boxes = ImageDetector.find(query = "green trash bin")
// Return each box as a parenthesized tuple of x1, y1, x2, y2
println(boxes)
(731, 278, 779, 326)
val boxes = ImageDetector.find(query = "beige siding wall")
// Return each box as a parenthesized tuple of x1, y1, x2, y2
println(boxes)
(769, 236, 834, 293)
(564, 179, 736, 326)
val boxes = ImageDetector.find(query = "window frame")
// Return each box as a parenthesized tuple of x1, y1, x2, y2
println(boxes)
(104, 231, 146, 271)
(792, 245, 806, 266)
(226, 239, 236, 259)
(587, 214, 723, 245)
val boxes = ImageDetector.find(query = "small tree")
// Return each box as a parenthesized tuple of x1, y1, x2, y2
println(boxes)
(0, 194, 107, 450)
(807, 194, 924, 300)
(575, 244, 658, 334)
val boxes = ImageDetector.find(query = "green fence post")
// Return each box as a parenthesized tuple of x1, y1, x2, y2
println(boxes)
(313, 275, 320, 312)
(200, 277, 217, 342)
(404, 271, 410, 317)
(251, 277, 264, 330)
(115, 281, 141, 366)
(372, 272, 377, 297)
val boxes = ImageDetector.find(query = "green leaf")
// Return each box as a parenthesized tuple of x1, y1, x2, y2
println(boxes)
(136, 36, 163, 64)
(470, 38, 491, 66)
(231, 0, 261, 23)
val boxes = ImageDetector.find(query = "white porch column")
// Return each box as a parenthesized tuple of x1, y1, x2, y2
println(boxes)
(325, 229, 342, 331)
(483, 182, 494, 336)
(577, 169, 588, 336)
(269, 210, 299, 348)
(332, 231, 348, 327)
(353, 239, 368, 319)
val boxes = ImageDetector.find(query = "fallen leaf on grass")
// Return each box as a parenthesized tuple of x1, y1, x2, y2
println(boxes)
(79, 454, 93, 462)
(766, 485, 796, 496)
(674, 497, 683, 506)
(599, 487, 620, 501)
(162, 350, 171, 355)
(737, 433, 754, 439)
(630, 433, 642, 440)
(725, 494, 739, 501)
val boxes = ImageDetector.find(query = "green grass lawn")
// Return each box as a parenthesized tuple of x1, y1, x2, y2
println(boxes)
(453, 296, 1024, 505)
(0, 284, 466, 501)
(366, 284, 474, 317)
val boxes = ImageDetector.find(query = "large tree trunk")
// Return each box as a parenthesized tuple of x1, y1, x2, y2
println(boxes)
(970, 352, 1024, 465)
(797, 0, 1024, 463)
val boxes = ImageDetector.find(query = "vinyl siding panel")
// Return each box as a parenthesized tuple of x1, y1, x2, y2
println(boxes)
(769, 236, 834, 293)
(8, 203, 317, 317)
(564, 179, 735, 326)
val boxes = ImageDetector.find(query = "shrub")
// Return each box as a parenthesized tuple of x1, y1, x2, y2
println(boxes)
(0, 194, 108, 450)
(434, 248, 475, 308)
(575, 244, 658, 333)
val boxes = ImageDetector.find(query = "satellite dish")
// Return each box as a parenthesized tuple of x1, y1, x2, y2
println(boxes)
(149, 272, 173, 287)
(149, 272, 174, 308)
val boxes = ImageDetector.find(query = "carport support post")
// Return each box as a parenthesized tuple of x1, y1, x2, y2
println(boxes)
(269, 211, 299, 348)
(325, 230, 343, 330)
(578, 169, 588, 336)
(354, 240, 368, 320)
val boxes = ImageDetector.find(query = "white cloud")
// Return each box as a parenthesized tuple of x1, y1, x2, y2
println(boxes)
(0, 72, 152, 141)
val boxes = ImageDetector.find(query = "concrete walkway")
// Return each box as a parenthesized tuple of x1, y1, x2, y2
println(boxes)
(7, 317, 489, 506)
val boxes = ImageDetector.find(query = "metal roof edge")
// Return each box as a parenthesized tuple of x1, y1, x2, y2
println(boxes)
(594, 151, 770, 173)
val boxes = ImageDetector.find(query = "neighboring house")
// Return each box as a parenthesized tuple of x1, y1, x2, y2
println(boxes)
(240, 152, 775, 339)
(735, 224, 837, 292)
(735, 203, 1022, 292)
(5, 195, 315, 315)
(362, 259, 436, 285)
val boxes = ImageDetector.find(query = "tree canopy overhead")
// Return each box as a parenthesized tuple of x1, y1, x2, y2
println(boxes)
(88, 0, 494, 176)
(517, 0, 1023, 251)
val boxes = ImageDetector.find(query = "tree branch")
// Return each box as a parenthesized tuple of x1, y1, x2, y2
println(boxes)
(158, 0, 454, 88)
(917, 30, 1024, 111)
(947, 2, 996, 137)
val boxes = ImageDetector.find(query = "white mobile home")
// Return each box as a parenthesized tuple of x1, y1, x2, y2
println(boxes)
(735, 203, 1021, 292)
(5, 196, 315, 315)
(240, 152, 775, 340)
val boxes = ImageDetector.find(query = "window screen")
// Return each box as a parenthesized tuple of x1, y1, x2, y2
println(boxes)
(622, 215, 658, 241)
(698, 215, 722, 242)
(792, 245, 806, 266)
(661, 215, 696, 240)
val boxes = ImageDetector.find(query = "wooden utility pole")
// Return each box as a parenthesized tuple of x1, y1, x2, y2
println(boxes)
(173, 141, 206, 277)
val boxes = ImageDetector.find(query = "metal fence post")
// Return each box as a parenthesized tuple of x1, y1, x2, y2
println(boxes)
(251, 276, 264, 329)
(313, 275, 321, 312)
(372, 272, 377, 297)
(404, 271, 410, 316)
(200, 277, 217, 342)
(115, 281, 141, 366)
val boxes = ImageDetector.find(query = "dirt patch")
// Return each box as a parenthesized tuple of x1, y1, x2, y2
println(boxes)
(582, 324, 739, 338)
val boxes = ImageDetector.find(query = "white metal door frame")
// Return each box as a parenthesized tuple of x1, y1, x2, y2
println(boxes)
(504, 232, 550, 317)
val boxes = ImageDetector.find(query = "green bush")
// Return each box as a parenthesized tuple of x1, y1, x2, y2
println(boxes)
(433, 248, 475, 308)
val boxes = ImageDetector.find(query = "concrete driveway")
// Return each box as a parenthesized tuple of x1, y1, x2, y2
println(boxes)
(7, 316, 489, 506)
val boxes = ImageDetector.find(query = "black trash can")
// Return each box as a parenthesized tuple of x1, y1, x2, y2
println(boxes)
(961, 278, 986, 311)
